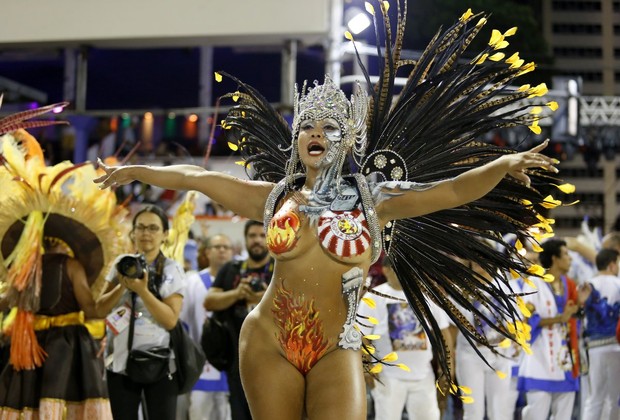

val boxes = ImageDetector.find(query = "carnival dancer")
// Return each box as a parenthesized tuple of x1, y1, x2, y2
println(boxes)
(0, 115, 125, 418)
(95, 4, 572, 419)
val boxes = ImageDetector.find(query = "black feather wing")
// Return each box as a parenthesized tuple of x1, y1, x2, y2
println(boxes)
(357, 5, 564, 380)
(219, 71, 291, 183)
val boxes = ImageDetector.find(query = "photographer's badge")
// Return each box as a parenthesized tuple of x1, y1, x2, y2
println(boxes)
(105, 303, 132, 335)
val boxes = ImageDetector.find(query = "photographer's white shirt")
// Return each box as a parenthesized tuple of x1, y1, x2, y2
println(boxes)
(105, 256, 186, 373)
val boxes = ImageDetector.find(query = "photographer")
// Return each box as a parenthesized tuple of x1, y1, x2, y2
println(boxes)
(204, 220, 273, 420)
(95, 205, 186, 420)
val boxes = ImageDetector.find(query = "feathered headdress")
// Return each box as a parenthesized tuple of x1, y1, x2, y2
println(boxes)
(0, 105, 129, 370)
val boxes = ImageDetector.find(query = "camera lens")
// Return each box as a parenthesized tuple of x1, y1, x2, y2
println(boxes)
(117, 255, 146, 279)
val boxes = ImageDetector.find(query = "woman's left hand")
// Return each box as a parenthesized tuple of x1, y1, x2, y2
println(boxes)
(501, 139, 558, 186)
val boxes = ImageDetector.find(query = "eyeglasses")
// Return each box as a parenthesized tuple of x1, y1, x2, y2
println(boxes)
(134, 224, 162, 233)
(208, 244, 231, 250)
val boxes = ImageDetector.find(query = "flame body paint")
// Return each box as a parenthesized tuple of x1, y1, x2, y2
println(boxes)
(272, 284, 329, 375)
(267, 210, 301, 254)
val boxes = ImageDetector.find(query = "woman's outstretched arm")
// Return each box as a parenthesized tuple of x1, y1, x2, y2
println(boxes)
(94, 160, 274, 221)
(376, 140, 558, 224)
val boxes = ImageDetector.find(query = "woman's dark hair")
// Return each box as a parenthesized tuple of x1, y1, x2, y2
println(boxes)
(132, 205, 169, 231)
(596, 248, 619, 271)
(539, 239, 567, 269)
(244, 220, 263, 237)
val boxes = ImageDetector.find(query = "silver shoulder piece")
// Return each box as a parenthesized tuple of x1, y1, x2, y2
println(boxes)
(353, 173, 382, 263)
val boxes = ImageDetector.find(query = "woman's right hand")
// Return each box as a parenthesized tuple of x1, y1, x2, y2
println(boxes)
(93, 158, 136, 189)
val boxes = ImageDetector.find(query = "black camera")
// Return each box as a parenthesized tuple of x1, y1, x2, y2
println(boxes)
(574, 306, 585, 319)
(116, 254, 148, 279)
(249, 276, 264, 292)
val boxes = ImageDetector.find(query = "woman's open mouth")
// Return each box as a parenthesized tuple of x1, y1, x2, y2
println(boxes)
(307, 142, 325, 156)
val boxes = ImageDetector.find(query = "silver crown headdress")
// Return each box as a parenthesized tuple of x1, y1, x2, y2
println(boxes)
(285, 76, 368, 184)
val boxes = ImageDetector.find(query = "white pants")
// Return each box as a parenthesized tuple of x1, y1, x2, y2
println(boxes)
(582, 344, 620, 420)
(189, 391, 231, 420)
(456, 349, 516, 420)
(370, 373, 440, 420)
(522, 390, 575, 420)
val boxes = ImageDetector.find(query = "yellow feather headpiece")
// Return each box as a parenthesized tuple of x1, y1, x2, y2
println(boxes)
(0, 129, 129, 370)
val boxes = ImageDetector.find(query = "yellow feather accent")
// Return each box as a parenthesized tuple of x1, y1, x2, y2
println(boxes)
(498, 338, 511, 349)
(436, 380, 446, 395)
(509, 59, 524, 68)
(364, 334, 381, 341)
(362, 345, 375, 355)
(527, 264, 545, 276)
(505, 52, 520, 64)
(344, 31, 354, 41)
(461, 396, 475, 404)
(396, 363, 410, 372)
(541, 195, 562, 209)
(547, 101, 559, 111)
(517, 297, 531, 317)
(529, 122, 541, 135)
(228, 142, 239, 151)
(460, 8, 473, 21)
(381, 352, 398, 362)
(362, 296, 376, 309)
(496, 370, 508, 379)
(504, 27, 517, 36)
(489, 29, 503, 46)
(523, 277, 536, 289)
(214, 72, 223, 82)
(528, 82, 548, 97)
(519, 62, 536, 75)
(369, 364, 383, 374)
(365, 2, 375, 15)
(474, 53, 488, 65)
(459, 385, 472, 394)
(554, 183, 575, 194)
